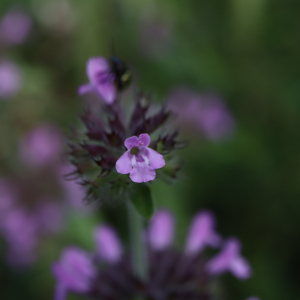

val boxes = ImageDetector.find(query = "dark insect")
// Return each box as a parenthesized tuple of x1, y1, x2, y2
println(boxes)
(109, 56, 132, 92)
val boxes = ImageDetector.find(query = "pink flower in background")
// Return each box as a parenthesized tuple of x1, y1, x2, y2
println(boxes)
(0, 10, 32, 45)
(168, 87, 235, 141)
(78, 57, 117, 104)
(94, 225, 123, 263)
(185, 210, 221, 255)
(0, 60, 22, 99)
(207, 237, 252, 279)
(148, 209, 174, 250)
(116, 134, 165, 183)
(19, 124, 63, 167)
(52, 247, 96, 300)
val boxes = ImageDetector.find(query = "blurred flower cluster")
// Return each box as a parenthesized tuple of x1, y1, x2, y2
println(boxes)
(0, 124, 86, 267)
(52, 209, 257, 300)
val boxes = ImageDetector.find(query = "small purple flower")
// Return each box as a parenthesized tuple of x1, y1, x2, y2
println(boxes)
(94, 225, 123, 263)
(78, 57, 117, 104)
(52, 247, 96, 300)
(0, 60, 22, 99)
(0, 11, 32, 45)
(185, 211, 221, 255)
(245, 297, 260, 300)
(148, 209, 174, 250)
(116, 134, 165, 183)
(19, 124, 62, 167)
(206, 237, 252, 280)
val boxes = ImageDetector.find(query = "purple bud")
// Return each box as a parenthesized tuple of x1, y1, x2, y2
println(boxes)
(206, 237, 252, 280)
(148, 209, 175, 250)
(0, 60, 22, 99)
(94, 225, 123, 263)
(185, 211, 221, 255)
(52, 247, 96, 296)
(0, 11, 32, 45)
(19, 124, 62, 167)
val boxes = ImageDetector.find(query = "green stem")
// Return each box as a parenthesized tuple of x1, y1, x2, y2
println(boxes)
(127, 200, 147, 280)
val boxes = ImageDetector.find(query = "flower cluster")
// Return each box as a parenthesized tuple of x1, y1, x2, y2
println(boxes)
(52, 209, 256, 300)
(0, 124, 87, 267)
(68, 57, 185, 204)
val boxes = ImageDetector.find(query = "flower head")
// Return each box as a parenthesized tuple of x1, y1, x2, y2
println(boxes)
(19, 124, 63, 167)
(0, 60, 22, 99)
(78, 57, 117, 104)
(116, 134, 165, 183)
(52, 247, 96, 300)
(0, 10, 32, 45)
(206, 237, 252, 279)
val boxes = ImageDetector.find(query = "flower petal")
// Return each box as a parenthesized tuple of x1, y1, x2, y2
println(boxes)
(147, 148, 165, 169)
(148, 209, 174, 250)
(230, 256, 252, 280)
(206, 237, 242, 275)
(95, 81, 116, 104)
(77, 83, 94, 95)
(54, 282, 68, 300)
(130, 162, 156, 183)
(185, 211, 220, 255)
(116, 151, 132, 174)
(139, 133, 151, 147)
(94, 225, 123, 263)
(124, 136, 139, 150)
(86, 57, 110, 85)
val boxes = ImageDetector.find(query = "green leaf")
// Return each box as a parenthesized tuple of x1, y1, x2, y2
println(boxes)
(130, 183, 154, 219)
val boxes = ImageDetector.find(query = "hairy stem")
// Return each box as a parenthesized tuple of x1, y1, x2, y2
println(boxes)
(127, 201, 147, 280)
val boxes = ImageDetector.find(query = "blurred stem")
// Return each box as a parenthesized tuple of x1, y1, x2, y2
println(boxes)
(127, 200, 147, 281)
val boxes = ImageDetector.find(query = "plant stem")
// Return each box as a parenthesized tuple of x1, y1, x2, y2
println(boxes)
(127, 201, 147, 280)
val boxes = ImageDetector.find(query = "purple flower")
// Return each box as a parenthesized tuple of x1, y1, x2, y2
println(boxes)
(206, 237, 252, 280)
(168, 87, 235, 141)
(78, 57, 117, 104)
(94, 225, 123, 263)
(116, 134, 165, 183)
(1, 208, 38, 266)
(52, 247, 96, 300)
(0, 60, 22, 99)
(185, 211, 221, 255)
(148, 209, 174, 250)
(245, 297, 260, 300)
(19, 124, 63, 167)
(0, 11, 32, 45)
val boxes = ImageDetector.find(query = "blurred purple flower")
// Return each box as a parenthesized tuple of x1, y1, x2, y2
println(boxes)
(185, 210, 221, 255)
(0, 10, 32, 45)
(148, 209, 174, 250)
(206, 237, 252, 279)
(0, 60, 22, 99)
(52, 247, 96, 300)
(19, 124, 63, 167)
(78, 57, 117, 104)
(168, 87, 235, 141)
(245, 297, 260, 300)
(1, 208, 38, 266)
(116, 134, 165, 183)
(35, 201, 63, 233)
(94, 225, 123, 263)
